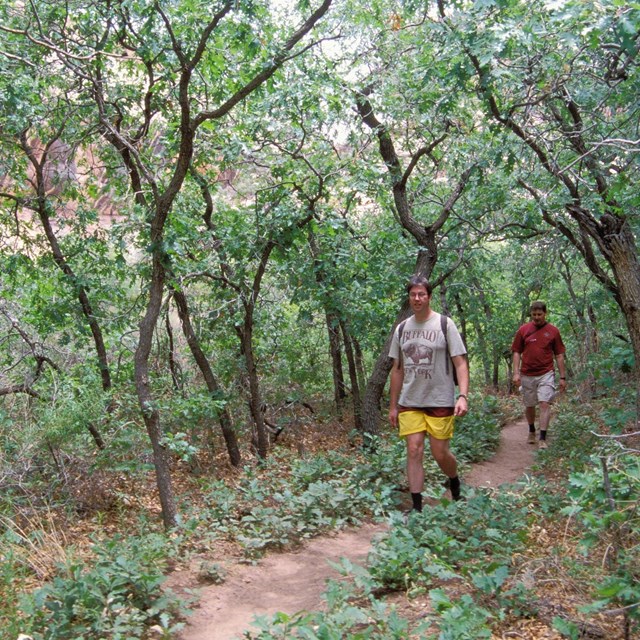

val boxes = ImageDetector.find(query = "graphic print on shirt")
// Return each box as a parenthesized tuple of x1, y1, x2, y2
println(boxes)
(401, 327, 440, 383)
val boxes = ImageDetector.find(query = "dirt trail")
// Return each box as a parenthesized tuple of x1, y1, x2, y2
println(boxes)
(175, 419, 535, 640)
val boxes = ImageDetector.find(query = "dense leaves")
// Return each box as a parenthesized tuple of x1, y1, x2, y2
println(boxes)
(0, 0, 639, 636)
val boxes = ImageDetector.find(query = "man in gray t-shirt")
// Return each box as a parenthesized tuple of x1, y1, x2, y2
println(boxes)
(388, 275, 469, 510)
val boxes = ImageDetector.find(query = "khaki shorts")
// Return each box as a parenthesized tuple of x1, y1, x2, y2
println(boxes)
(521, 371, 556, 406)
(398, 410, 455, 440)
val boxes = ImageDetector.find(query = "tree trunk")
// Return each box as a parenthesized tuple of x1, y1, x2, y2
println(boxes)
(21, 135, 113, 396)
(353, 336, 366, 392)
(172, 287, 241, 467)
(472, 314, 490, 386)
(361, 296, 412, 435)
(340, 319, 362, 431)
(608, 228, 640, 429)
(22, 134, 113, 394)
(360, 338, 396, 436)
(21, 133, 109, 448)
(327, 313, 346, 417)
(493, 352, 502, 391)
(241, 321, 269, 459)
(356, 91, 473, 434)
(470, 281, 494, 387)
(135, 255, 178, 529)
(450, 290, 468, 348)
(165, 308, 183, 393)
(307, 230, 347, 416)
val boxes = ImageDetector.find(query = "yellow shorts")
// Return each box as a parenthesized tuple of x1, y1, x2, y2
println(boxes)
(398, 410, 455, 440)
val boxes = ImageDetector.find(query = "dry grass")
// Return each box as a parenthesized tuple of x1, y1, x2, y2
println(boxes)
(0, 506, 69, 582)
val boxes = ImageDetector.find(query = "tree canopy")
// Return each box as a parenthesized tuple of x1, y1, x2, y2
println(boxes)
(0, 0, 638, 530)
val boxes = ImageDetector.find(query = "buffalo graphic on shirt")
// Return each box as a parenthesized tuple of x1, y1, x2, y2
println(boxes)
(402, 341, 434, 365)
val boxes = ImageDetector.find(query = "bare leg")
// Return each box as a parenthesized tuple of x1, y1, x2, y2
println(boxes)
(539, 401, 551, 431)
(525, 405, 536, 425)
(429, 435, 457, 478)
(405, 432, 426, 493)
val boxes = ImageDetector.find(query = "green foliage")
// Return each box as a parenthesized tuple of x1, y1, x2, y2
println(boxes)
(452, 393, 502, 464)
(246, 577, 422, 639)
(429, 590, 493, 640)
(590, 345, 636, 393)
(1, 0, 640, 636)
(5, 391, 637, 639)
(18, 534, 186, 640)
(160, 431, 199, 463)
(348, 436, 407, 512)
(160, 391, 228, 460)
(197, 560, 227, 585)
(562, 455, 640, 633)
(198, 444, 406, 561)
(183, 432, 433, 562)
(34, 371, 108, 446)
(245, 485, 537, 639)
(0, 552, 28, 639)
(368, 492, 529, 594)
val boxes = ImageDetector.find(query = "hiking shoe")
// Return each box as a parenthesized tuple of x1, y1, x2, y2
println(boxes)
(538, 440, 548, 450)
(527, 432, 536, 444)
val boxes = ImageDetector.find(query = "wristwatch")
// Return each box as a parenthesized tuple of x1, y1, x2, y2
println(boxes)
(458, 394, 468, 400)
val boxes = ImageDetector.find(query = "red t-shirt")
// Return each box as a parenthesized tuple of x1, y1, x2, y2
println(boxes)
(511, 322, 565, 376)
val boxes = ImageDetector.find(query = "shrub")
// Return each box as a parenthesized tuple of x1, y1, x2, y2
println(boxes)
(19, 534, 186, 640)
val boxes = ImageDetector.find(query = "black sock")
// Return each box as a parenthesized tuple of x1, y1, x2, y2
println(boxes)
(539, 430, 547, 441)
(411, 492, 423, 512)
(448, 476, 461, 500)
(528, 424, 535, 433)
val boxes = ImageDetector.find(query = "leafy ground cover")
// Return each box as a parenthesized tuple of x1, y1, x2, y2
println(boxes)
(1, 391, 638, 639)
(237, 395, 638, 640)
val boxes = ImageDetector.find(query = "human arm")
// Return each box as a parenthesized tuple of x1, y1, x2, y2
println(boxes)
(556, 353, 567, 392)
(388, 359, 404, 428)
(452, 354, 469, 417)
(512, 351, 522, 387)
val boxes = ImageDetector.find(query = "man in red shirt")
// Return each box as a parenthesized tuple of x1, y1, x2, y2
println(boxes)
(511, 301, 567, 449)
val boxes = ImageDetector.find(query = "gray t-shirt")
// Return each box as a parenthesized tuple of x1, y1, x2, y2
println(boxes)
(389, 313, 466, 408)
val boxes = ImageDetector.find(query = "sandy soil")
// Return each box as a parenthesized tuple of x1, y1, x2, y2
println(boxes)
(175, 418, 536, 640)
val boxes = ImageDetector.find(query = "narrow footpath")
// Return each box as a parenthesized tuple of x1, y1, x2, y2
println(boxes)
(176, 419, 536, 640)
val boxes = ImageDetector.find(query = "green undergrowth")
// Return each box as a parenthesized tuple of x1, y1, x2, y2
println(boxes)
(240, 394, 640, 640)
(368, 492, 531, 596)
(243, 457, 638, 640)
(451, 393, 504, 464)
(1, 390, 504, 639)
(242, 490, 536, 640)
(0, 389, 497, 639)
(7, 533, 187, 640)
(176, 390, 504, 562)
(4, 390, 638, 639)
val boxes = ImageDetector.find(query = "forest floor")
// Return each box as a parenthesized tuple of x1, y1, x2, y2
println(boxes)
(170, 418, 539, 640)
